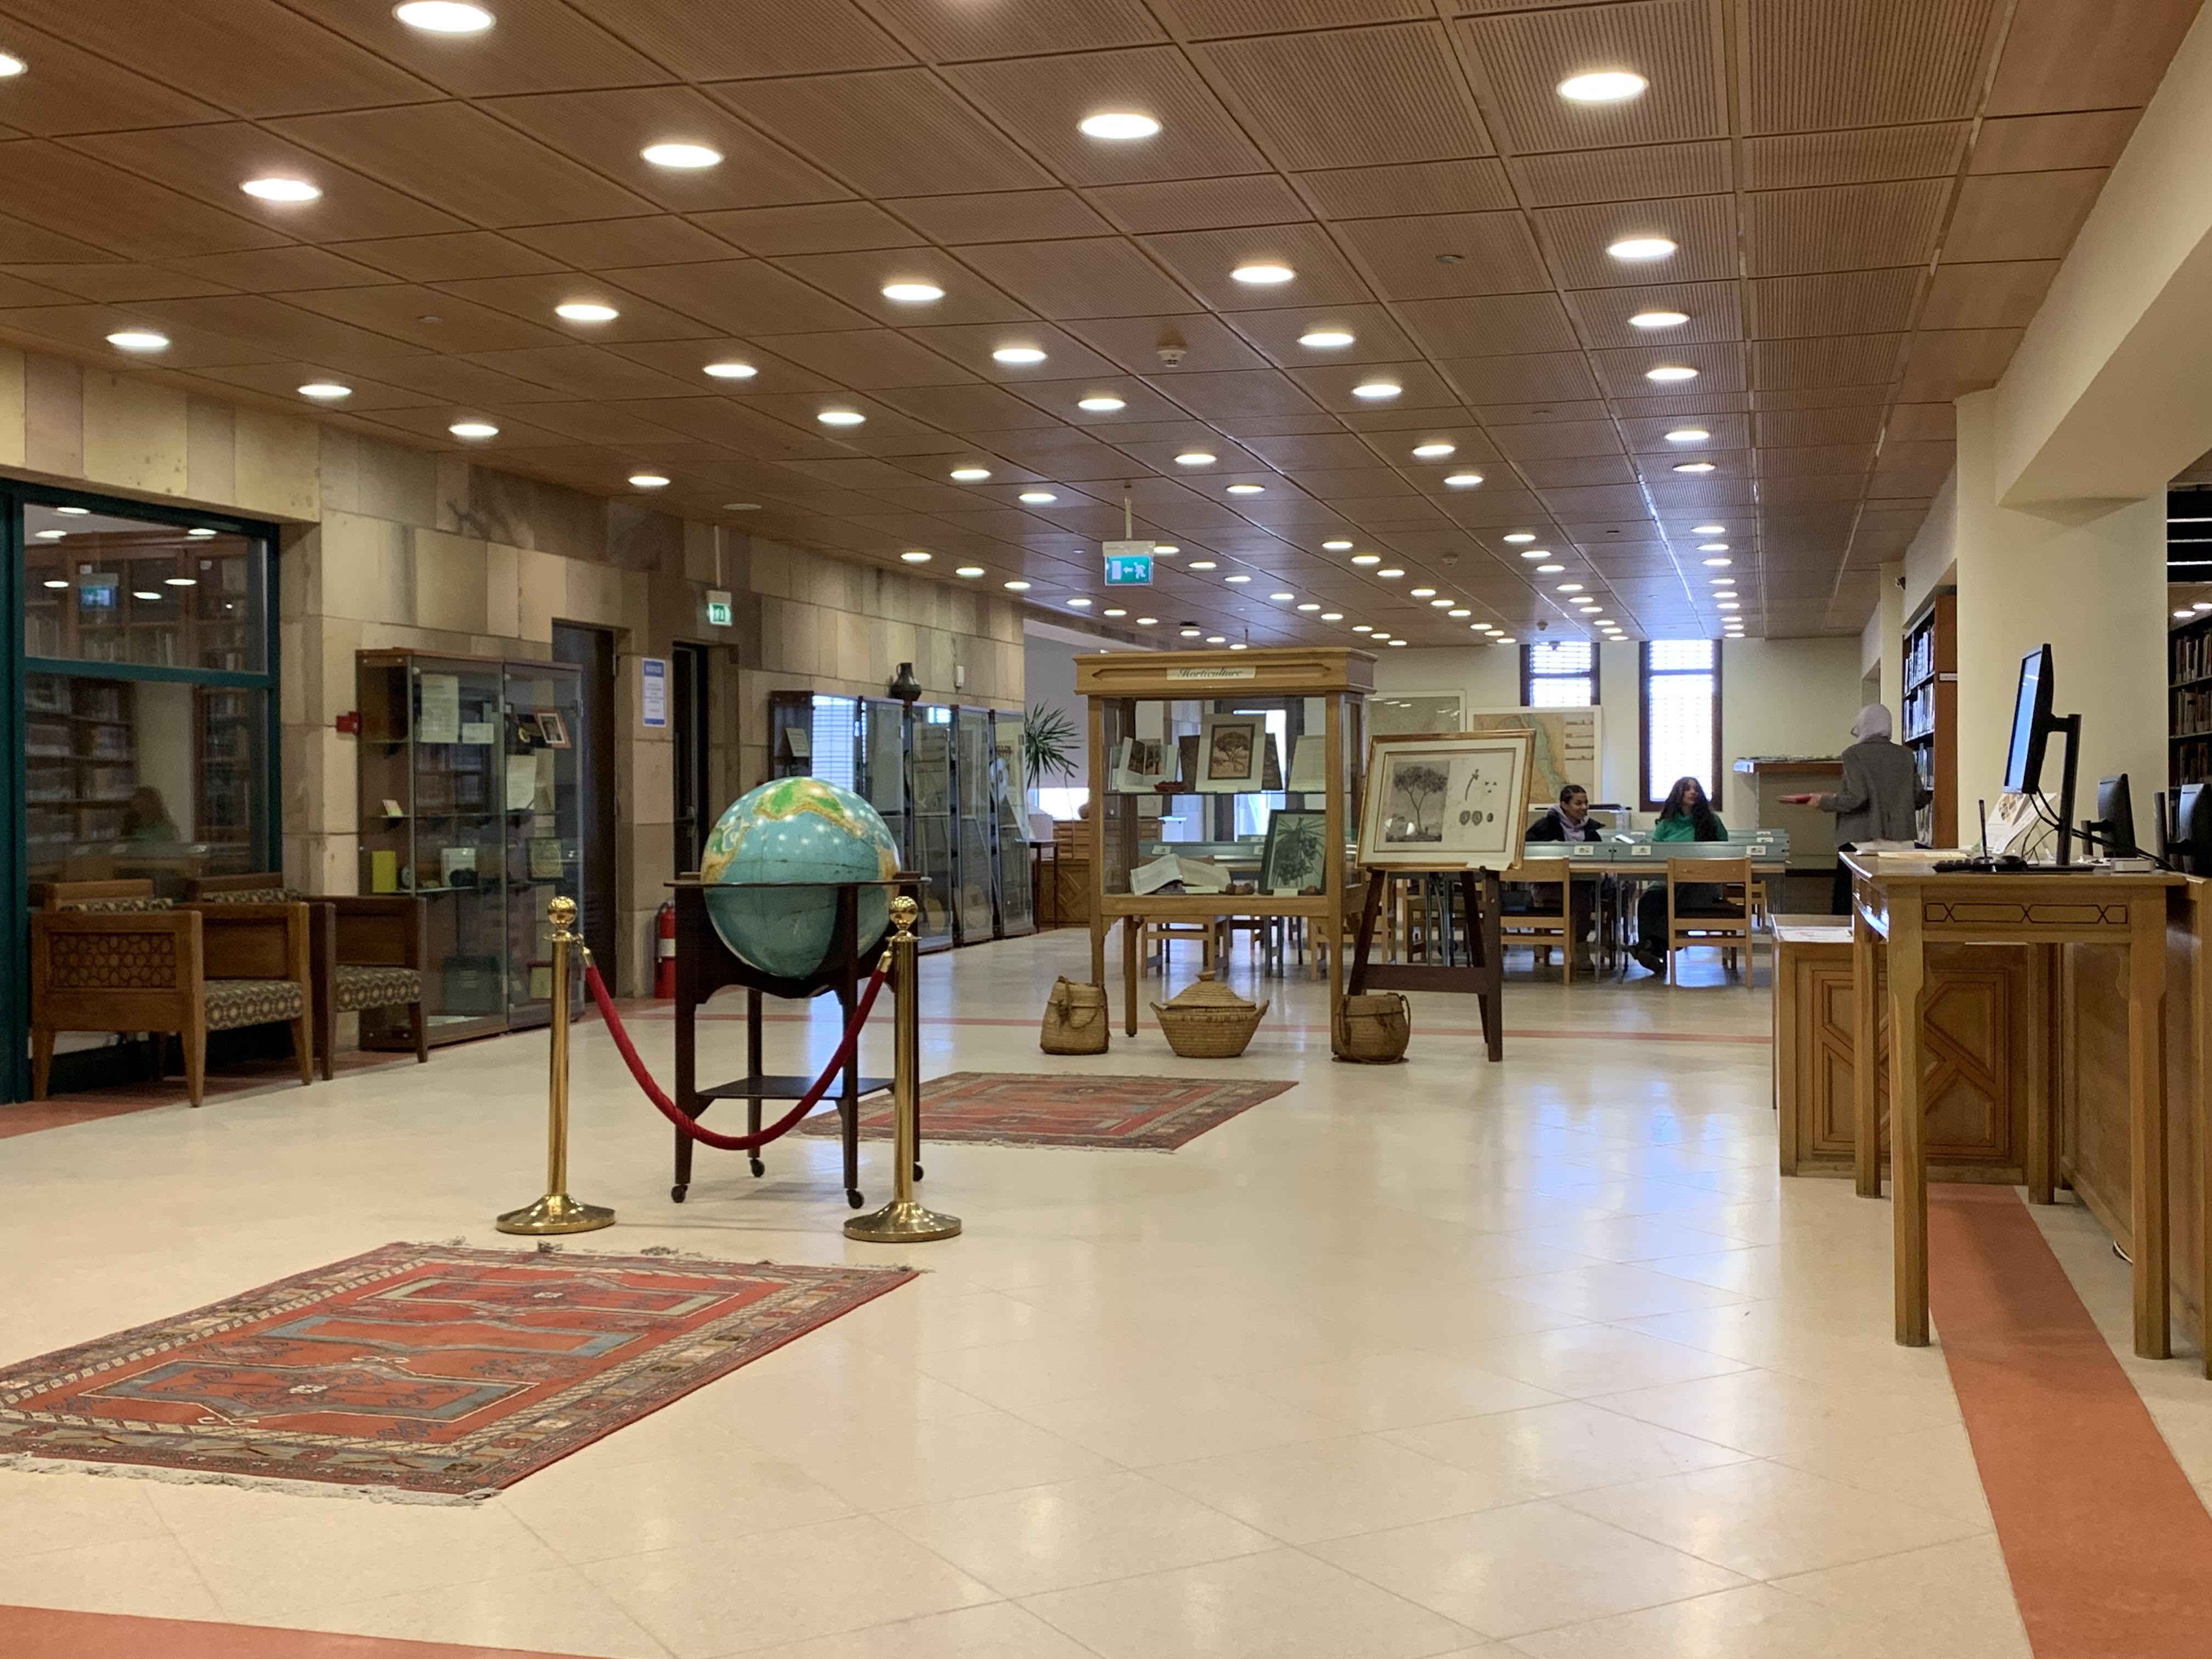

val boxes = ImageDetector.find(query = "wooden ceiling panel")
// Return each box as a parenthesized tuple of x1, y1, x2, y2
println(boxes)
(1534, 195, 1737, 287)
(1984, 0, 2202, 116)
(1744, 0, 2001, 132)
(1883, 402, 1957, 444)
(722, 70, 1054, 198)
(1740, 124, 1968, 189)
(0, 212, 121, 266)
(946, 47, 1267, 186)
(284, 284, 573, 354)
(1090, 176, 1312, 235)
(887, 190, 1113, 245)
(1755, 404, 1886, 447)
(768, 248, 1034, 327)
(501, 218, 735, 270)
(1620, 411, 1750, 450)
(1752, 383, 1889, 411)
(1942, 170, 2106, 264)
(1537, 483, 1650, 520)
(191, 360, 437, 411)
(1894, 328, 2023, 402)
(1758, 473, 1874, 503)
(1588, 341, 1745, 398)
(1749, 333, 1906, 391)
(1440, 351, 1602, 404)
(0, 270, 101, 307)
(1747, 268, 1920, 338)
(7, 262, 233, 302)
(1222, 302, 1424, 367)
(897, 322, 1124, 382)
(1756, 443, 1876, 477)
(0, 15, 227, 134)
(364, 357, 581, 408)
(1562, 280, 1742, 347)
(1512, 140, 1731, 208)
(1517, 452, 1637, 488)
(1970, 110, 2141, 174)
(1397, 293, 1581, 360)
(1195, 22, 1492, 170)
(1141, 369, 1327, 421)
(162, 246, 409, 294)
(956, 237, 1200, 320)
(121, 292, 438, 365)
(1918, 259, 2059, 330)
(457, 347, 701, 402)
(733, 329, 968, 391)
(1331, 211, 1550, 300)
(305, 0, 673, 95)
(335, 233, 567, 283)
(862, 0, 1165, 59)
(425, 273, 716, 343)
(1462, 0, 1725, 153)
(1744, 180, 1950, 276)
(1064, 313, 1273, 375)
(1143, 223, 1377, 311)
(1291, 160, 1516, 220)
(604, 257, 877, 335)
(0, 142, 284, 260)
(1280, 359, 1460, 413)
(1493, 419, 1622, 460)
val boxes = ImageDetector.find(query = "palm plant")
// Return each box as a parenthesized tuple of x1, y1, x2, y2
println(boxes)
(1022, 702, 1080, 787)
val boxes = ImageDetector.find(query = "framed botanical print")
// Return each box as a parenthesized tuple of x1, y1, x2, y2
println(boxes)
(1260, 808, 1329, 894)
(1197, 713, 1264, 793)
(1357, 729, 1536, 870)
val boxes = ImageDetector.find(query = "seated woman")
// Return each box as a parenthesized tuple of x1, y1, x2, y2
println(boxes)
(1524, 783, 1605, 968)
(1631, 775, 1728, 977)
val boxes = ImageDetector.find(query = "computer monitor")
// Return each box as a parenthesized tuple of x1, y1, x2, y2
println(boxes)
(2003, 645, 2056, 793)
(2091, 775, 2137, 859)
(2174, 784, 2212, 873)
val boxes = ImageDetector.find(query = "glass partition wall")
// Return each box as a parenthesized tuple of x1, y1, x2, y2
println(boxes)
(5, 487, 280, 1102)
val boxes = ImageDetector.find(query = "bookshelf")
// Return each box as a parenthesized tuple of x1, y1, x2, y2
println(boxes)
(2170, 612, 2212, 787)
(1901, 591, 1957, 845)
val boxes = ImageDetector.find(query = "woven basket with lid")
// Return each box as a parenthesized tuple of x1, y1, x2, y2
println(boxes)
(1150, 970, 1268, 1059)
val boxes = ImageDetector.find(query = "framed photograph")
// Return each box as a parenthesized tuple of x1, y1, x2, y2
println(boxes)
(1198, 713, 1263, 793)
(1261, 808, 1329, 895)
(533, 708, 571, 749)
(1110, 736, 1170, 792)
(1358, 729, 1536, 870)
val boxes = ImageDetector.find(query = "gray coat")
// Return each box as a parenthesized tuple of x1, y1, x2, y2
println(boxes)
(1819, 735, 1930, 844)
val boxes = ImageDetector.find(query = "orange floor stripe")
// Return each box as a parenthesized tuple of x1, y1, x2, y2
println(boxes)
(0, 1605, 590, 1659)
(1928, 1186, 2212, 1656)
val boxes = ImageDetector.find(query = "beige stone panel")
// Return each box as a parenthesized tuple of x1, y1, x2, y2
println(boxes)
(811, 557, 861, 616)
(280, 622, 308, 728)
(566, 557, 628, 632)
(516, 548, 565, 645)
(0, 345, 26, 468)
(434, 454, 470, 533)
(24, 352, 82, 476)
(751, 542, 799, 601)
(413, 528, 490, 635)
(621, 567, 651, 641)
(297, 831, 359, 897)
(279, 525, 315, 624)
(486, 541, 521, 639)
(185, 397, 235, 506)
(630, 736, 675, 831)
(878, 618, 918, 682)
(833, 608, 872, 683)
(684, 519, 718, 584)
(362, 437, 438, 528)
(319, 427, 360, 516)
(318, 511, 415, 627)
(234, 407, 320, 521)
(916, 629, 953, 698)
(81, 372, 187, 497)
(319, 617, 365, 731)
(946, 588, 979, 640)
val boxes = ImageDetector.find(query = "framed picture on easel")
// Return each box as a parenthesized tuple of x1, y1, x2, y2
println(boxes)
(1358, 729, 1536, 870)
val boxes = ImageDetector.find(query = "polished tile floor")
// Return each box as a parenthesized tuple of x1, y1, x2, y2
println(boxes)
(1, 929, 2202, 1657)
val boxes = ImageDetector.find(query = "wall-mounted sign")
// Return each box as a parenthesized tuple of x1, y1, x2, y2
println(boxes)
(705, 588, 733, 627)
(1103, 538, 1154, 585)
(640, 657, 668, 729)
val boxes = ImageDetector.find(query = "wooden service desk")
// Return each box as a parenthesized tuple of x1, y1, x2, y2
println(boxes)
(1844, 853, 2183, 1354)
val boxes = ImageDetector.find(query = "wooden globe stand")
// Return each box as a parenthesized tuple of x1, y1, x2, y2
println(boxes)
(667, 875, 922, 1209)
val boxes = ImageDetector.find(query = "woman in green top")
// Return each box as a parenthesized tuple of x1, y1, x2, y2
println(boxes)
(1632, 776, 1727, 975)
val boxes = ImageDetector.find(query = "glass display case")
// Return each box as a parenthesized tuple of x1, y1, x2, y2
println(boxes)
(991, 710, 1035, 938)
(356, 650, 584, 1049)
(953, 707, 996, 944)
(910, 709, 957, 948)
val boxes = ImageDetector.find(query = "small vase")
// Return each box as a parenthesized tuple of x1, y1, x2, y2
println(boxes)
(887, 662, 921, 702)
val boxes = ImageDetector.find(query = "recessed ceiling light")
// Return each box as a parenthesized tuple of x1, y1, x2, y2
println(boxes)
(818, 410, 866, 426)
(1354, 625, 1373, 633)
(1069, 597, 1092, 607)
(1389, 640, 1407, 647)
(298, 382, 351, 399)
(1299, 329, 1356, 348)
(1269, 591, 1295, 602)
(1665, 428, 1709, 443)
(1323, 539, 1354, 550)
(34, 529, 65, 540)
(642, 142, 721, 169)
(1412, 442, 1455, 458)
(1495, 636, 1517, 644)
(555, 302, 618, 322)
(1136, 616, 1159, 625)
(1629, 309, 1689, 330)
(703, 361, 755, 379)
(160, 576, 194, 588)
(1608, 238, 1677, 261)
(1448, 608, 1470, 618)
(1556, 582, 1584, 592)
(1693, 524, 1726, 534)
(448, 420, 498, 439)
(1226, 483, 1265, 495)
(241, 177, 320, 202)
(991, 346, 1046, 364)
(1104, 607, 1127, 616)
(1229, 641, 1249, 650)
(1322, 612, 1342, 621)
(106, 329, 168, 352)
(1702, 557, 1733, 568)
(720, 502, 760, 511)
(1352, 381, 1402, 399)
(1699, 543, 1730, 553)
(187, 527, 218, 538)
(1232, 263, 1295, 285)
(1005, 579, 1032, 591)
(629, 472, 670, 488)
(1430, 599, 1453, 609)
(1410, 586, 1436, 597)
(1079, 112, 1160, 139)
(1019, 490, 1057, 503)
(1558, 70, 1649, 101)
(1646, 365, 1699, 382)
(1153, 543, 1179, 555)
(1352, 554, 1381, 566)
(1717, 601, 1740, 611)
(1445, 472, 1484, 488)
(950, 467, 991, 482)
(881, 282, 944, 302)
(394, 2, 494, 32)
(132, 590, 165, 601)
(1077, 394, 1125, 412)
(0, 51, 24, 76)
(1180, 623, 1203, 635)
(900, 550, 931, 562)
(1673, 461, 1716, 473)
(1504, 533, 1536, 544)
(956, 566, 985, 578)
(1225, 574, 1252, 583)
(1710, 577, 1735, 586)
(1190, 560, 1217, 569)
(1175, 450, 1216, 466)
(1537, 563, 1566, 573)
(1207, 634, 1228, 643)
(1297, 602, 1321, 612)
(1591, 616, 1611, 624)
(1378, 567, 1404, 579)
(53, 506, 88, 516)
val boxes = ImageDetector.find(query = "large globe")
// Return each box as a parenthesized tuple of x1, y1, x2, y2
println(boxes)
(698, 777, 901, 985)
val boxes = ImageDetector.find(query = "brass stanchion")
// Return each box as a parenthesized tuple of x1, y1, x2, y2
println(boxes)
(845, 895, 961, 1244)
(498, 895, 616, 1235)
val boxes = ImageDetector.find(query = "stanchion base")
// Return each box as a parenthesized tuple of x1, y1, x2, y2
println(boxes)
(496, 1193, 617, 1235)
(844, 1199, 962, 1243)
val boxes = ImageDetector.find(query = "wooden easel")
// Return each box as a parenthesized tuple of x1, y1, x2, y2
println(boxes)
(1346, 868, 1505, 1062)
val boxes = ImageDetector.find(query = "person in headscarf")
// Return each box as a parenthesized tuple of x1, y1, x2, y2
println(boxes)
(1782, 704, 1932, 913)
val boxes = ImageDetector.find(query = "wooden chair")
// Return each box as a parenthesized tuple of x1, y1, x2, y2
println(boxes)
(1665, 856, 1756, 987)
(1499, 862, 1574, 981)
(31, 883, 314, 1106)
(189, 873, 429, 1078)
(1141, 917, 1215, 977)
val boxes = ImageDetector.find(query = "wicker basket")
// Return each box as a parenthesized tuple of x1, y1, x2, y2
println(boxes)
(1333, 991, 1411, 1063)
(1151, 971, 1268, 1059)
(1040, 977, 1110, 1054)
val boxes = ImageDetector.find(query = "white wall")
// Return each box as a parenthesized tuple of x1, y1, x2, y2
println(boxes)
(1717, 638, 1865, 825)
(1021, 630, 1088, 797)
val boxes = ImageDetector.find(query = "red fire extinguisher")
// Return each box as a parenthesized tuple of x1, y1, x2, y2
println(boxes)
(653, 900, 677, 999)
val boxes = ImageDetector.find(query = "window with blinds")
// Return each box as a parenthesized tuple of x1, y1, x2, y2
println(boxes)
(1522, 640, 1597, 708)
(809, 695, 857, 792)
(1641, 641, 1719, 810)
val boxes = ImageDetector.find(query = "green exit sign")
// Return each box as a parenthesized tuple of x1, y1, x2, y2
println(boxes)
(1103, 538, 1154, 585)
(705, 589, 733, 627)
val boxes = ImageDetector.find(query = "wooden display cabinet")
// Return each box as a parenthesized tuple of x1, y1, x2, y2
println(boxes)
(1901, 592, 1956, 845)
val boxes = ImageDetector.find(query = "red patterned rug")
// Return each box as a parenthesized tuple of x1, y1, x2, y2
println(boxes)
(0, 1244, 911, 1497)
(794, 1071, 1294, 1150)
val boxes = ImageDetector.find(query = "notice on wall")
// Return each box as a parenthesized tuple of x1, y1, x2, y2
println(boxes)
(417, 673, 460, 745)
(458, 720, 495, 746)
(641, 657, 668, 729)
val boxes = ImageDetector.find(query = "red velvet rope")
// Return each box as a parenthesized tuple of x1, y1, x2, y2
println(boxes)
(582, 960, 888, 1152)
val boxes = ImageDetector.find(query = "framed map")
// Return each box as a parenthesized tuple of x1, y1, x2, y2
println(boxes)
(1468, 708, 1601, 808)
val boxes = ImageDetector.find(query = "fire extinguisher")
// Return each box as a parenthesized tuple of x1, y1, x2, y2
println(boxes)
(653, 900, 677, 999)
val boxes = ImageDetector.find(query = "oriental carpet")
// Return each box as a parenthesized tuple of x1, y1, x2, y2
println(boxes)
(794, 1070, 1294, 1150)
